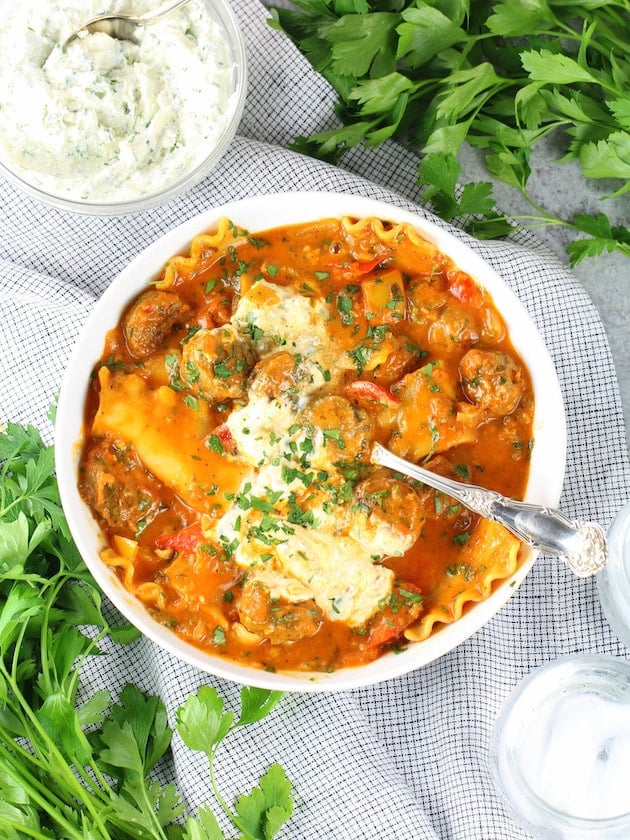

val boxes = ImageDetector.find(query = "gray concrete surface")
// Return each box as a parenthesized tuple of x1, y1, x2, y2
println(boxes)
(459, 137, 630, 456)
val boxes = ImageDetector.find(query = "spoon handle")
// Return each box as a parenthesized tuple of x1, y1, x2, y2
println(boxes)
(137, 0, 193, 24)
(62, 0, 193, 49)
(370, 443, 607, 578)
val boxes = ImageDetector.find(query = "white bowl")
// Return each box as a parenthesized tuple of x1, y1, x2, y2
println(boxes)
(55, 192, 567, 691)
(0, 0, 246, 215)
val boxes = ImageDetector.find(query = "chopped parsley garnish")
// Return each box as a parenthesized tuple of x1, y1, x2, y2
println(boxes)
(366, 324, 389, 343)
(165, 352, 186, 391)
(287, 493, 316, 527)
(213, 360, 233, 379)
(220, 535, 240, 559)
(206, 434, 225, 454)
(336, 284, 359, 325)
(247, 235, 271, 248)
(453, 464, 470, 479)
(446, 560, 474, 578)
(246, 321, 265, 343)
(420, 361, 442, 392)
(282, 465, 314, 487)
(184, 361, 200, 383)
(212, 626, 227, 645)
(182, 325, 201, 344)
(322, 429, 345, 449)
(345, 344, 370, 375)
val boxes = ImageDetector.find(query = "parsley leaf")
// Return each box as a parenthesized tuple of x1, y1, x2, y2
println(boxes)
(177, 686, 292, 839)
(272, 0, 630, 264)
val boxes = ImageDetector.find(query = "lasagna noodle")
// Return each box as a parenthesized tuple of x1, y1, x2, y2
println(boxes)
(341, 216, 441, 276)
(155, 216, 235, 289)
(92, 367, 249, 513)
(403, 520, 522, 642)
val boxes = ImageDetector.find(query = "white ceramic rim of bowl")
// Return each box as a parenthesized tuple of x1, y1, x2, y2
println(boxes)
(0, 0, 248, 216)
(55, 191, 567, 692)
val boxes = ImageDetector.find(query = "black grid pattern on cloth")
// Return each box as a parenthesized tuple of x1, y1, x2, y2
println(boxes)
(1, 0, 629, 835)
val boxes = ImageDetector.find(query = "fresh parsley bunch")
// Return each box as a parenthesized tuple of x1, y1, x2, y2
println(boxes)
(0, 422, 293, 839)
(269, 0, 630, 265)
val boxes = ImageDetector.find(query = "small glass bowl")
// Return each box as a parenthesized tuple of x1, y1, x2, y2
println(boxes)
(598, 500, 630, 650)
(0, 0, 247, 215)
(490, 654, 630, 839)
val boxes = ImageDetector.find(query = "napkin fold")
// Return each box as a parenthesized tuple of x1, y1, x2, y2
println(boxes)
(1, 0, 629, 837)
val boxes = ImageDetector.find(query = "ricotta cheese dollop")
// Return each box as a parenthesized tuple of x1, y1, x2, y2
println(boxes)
(0, 0, 238, 204)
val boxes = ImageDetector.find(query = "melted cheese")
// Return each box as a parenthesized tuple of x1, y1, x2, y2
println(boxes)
(226, 394, 298, 467)
(232, 280, 333, 362)
(230, 514, 393, 627)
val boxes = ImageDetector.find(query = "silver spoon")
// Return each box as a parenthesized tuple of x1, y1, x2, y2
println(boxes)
(370, 442, 608, 578)
(63, 0, 193, 49)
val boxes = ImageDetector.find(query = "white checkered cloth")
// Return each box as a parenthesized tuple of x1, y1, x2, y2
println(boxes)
(1, 0, 629, 837)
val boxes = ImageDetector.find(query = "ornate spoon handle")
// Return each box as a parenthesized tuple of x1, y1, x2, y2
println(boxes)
(370, 443, 607, 578)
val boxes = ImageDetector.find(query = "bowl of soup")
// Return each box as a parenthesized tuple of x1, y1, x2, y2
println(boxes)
(55, 192, 566, 690)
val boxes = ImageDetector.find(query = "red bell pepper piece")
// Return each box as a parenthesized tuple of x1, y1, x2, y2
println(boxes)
(354, 255, 387, 277)
(448, 272, 483, 308)
(325, 254, 389, 283)
(155, 523, 203, 553)
(214, 422, 238, 456)
(344, 380, 401, 409)
(367, 582, 424, 648)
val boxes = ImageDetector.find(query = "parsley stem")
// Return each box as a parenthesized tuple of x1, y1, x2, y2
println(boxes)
(0, 727, 59, 780)
(136, 785, 171, 840)
(1, 818, 61, 840)
(208, 743, 239, 826)
(584, 11, 629, 54)
(30, 571, 120, 815)
(0, 742, 89, 839)
(0, 659, 112, 835)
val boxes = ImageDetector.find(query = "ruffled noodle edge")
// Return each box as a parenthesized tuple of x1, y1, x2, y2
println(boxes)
(155, 216, 235, 289)
(404, 521, 521, 642)
(341, 215, 438, 256)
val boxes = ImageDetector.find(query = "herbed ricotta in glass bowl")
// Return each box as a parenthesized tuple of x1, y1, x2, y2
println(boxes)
(0, 0, 246, 213)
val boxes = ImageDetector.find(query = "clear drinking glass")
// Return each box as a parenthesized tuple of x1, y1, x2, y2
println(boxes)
(489, 654, 630, 839)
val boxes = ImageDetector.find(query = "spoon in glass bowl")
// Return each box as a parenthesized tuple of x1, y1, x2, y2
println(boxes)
(62, 0, 193, 49)
(370, 442, 608, 578)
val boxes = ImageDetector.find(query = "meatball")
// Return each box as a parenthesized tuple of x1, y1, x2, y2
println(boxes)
(248, 351, 299, 398)
(389, 364, 479, 461)
(236, 579, 322, 645)
(78, 439, 163, 537)
(123, 290, 189, 358)
(428, 302, 480, 352)
(180, 324, 256, 402)
(350, 469, 425, 556)
(459, 349, 524, 417)
(301, 394, 374, 463)
(407, 278, 446, 326)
